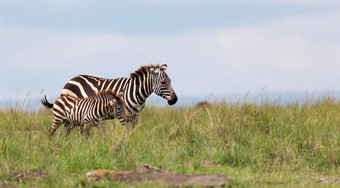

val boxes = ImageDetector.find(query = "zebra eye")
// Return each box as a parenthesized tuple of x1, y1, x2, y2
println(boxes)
(161, 81, 166, 84)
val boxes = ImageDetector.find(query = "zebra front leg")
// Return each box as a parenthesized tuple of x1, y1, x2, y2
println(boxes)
(119, 114, 138, 129)
(81, 122, 94, 137)
(131, 114, 139, 129)
(119, 117, 127, 127)
(80, 124, 85, 136)
(96, 120, 105, 134)
(129, 114, 139, 129)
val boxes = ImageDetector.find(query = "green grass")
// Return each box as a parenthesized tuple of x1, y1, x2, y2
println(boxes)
(0, 97, 340, 187)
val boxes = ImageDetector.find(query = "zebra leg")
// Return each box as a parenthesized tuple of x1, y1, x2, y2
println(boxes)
(49, 119, 63, 137)
(129, 114, 139, 129)
(81, 121, 94, 137)
(80, 124, 85, 135)
(96, 120, 105, 134)
(62, 121, 71, 136)
(119, 114, 138, 129)
(65, 122, 78, 137)
(118, 113, 139, 129)
(119, 117, 127, 127)
(84, 124, 91, 137)
(66, 123, 78, 136)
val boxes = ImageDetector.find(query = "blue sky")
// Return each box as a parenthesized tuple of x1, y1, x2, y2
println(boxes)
(1, 0, 340, 103)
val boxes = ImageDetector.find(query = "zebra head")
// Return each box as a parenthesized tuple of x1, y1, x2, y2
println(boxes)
(150, 64, 178, 105)
(107, 92, 126, 119)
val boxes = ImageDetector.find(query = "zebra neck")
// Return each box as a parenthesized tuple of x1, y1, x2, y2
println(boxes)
(124, 74, 153, 111)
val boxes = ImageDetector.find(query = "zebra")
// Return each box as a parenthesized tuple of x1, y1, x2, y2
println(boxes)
(41, 64, 177, 129)
(42, 90, 126, 137)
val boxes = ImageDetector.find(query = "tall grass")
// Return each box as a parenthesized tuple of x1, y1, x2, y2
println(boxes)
(0, 97, 339, 187)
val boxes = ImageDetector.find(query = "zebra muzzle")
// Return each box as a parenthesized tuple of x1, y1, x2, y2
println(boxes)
(167, 92, 178, 105)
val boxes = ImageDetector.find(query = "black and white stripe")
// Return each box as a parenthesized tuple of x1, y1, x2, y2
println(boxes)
(43, 64, 177, 128)
(42, 90, 125, 137)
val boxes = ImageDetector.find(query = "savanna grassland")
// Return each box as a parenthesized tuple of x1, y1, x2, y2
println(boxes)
(0, 97, 339, 187)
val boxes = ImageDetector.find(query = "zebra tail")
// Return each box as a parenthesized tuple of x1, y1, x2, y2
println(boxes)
(41, 95, 54, 109)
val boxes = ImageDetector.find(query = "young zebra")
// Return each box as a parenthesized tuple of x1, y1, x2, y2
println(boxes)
(42, 90, 125, 137)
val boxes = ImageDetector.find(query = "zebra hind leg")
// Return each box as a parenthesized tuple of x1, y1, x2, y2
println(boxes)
(67, 123, 79, 136)
(64, 122, 78, 137)
(49, 120, 63, 137)
(62, 121, 71, 137)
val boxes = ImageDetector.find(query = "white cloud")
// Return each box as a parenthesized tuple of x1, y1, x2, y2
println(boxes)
(217, 12, 340, 91)
(1, 12, 340, 100)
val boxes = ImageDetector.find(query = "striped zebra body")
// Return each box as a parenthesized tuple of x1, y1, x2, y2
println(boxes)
(44, 90, 125, 137)
(59, 64, 177, 128)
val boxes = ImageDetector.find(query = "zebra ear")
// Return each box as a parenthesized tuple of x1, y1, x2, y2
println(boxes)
(160, 64, 167, 72)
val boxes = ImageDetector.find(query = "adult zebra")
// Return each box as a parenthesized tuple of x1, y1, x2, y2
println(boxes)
(42, 64, 177, 128)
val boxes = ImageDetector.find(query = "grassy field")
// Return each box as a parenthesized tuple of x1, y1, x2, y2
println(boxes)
(0, 97, 340, 187)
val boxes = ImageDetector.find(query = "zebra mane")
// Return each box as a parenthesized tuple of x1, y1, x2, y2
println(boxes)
(129, 64, 159, 78)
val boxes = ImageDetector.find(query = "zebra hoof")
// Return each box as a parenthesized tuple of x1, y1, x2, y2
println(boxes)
(48, 129, 55, 138)
(48, 132, 54, 138)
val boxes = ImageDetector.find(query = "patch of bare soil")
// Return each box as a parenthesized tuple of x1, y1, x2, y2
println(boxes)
(140, 163, 167, 174)
(86, 164, 231, 186)
(318, 177, 340, 184)
(0, 183, 17, 188)
(262, 177, 340, 185)
(14, 168, 47, 182)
